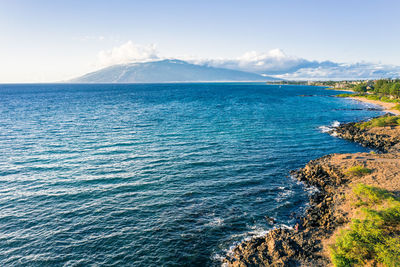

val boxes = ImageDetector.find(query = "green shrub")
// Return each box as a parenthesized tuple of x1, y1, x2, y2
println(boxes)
(338, 92, 400, 103)
(336, 93, 355, 98)
(365, 95, 380, 100)
(355, 115, 400, 129)
(380, 96, 392, 102)
(330, 184, 400, 267)
(393, 104, 400, 111)
(345, 166, 372, 177)
(380, 96, 400, 103)
(353, 184, 393, 206)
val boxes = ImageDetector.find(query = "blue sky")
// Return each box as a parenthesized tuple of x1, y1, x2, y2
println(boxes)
(1, 0, 399, 82)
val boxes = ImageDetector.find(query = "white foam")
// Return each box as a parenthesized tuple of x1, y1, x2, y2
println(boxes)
(276, 189, 295, 202)
(331, 120, 340, 127)
(318, 125, 331, 133)
(318, 120, 340, 134)
(205, 217, 224, 227)
(220, 223, 295, 264)
(304, 185, 320, 195)
(247, 225, 269, 238)
(279, 224, 294, 230)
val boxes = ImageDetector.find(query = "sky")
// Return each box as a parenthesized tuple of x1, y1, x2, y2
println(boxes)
(1, 0, 400, 82)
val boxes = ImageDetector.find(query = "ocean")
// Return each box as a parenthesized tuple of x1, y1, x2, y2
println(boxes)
(0, 83, 383, 266)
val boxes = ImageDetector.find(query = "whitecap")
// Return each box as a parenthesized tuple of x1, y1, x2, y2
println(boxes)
(318, 120, 340, 134)
(318, 125, 331, 133)
(276, 189, 295, 202)
(247, 225, 269, 238)
(205, 217, 224, 227)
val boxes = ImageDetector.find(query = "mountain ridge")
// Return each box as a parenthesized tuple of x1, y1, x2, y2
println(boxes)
(70, 59, 280, 83)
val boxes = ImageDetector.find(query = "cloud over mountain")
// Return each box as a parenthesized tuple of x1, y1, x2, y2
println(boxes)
(274, 62, 400, 80)
(193, 49, 338, 75)
(97, 41, 159, 67)
(94, 41, 400, 80)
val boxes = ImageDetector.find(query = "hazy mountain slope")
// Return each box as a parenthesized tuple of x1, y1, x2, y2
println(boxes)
(70, 59, 279, 83)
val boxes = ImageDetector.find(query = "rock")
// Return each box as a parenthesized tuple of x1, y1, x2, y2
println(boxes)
(224, 115, 400, 267)
(224, 158, 343, 266)
(330, 116, 400, 152)
(265, 216, 276, 225)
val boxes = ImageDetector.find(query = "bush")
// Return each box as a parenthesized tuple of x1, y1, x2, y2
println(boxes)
(330, 184, 400, 267)
(380, 96, 400, 103)
(355, 115, 400, 129)
(338, 92, 400, 103)
(353, 83, 368, 93)
(393, 104, 400, 111)
(353, 184, 393, 206)
(345, 166, 372, 177)
(365, 94, 381, 101)
(336, 93, 355, 98)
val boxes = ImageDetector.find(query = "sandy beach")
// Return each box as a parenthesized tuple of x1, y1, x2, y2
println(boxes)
(349, 96, 400, 115)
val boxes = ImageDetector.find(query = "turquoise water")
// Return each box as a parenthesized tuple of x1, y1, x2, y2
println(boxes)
(0, 83, 383, 266)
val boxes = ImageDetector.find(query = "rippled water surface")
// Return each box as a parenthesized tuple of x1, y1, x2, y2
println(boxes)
(0, 83, 383, 266)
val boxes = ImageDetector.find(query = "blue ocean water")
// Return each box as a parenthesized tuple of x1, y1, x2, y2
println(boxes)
(0, 83, 383, 266)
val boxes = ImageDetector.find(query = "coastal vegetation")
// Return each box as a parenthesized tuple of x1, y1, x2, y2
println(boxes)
(330, 184, 400, 267)
(336, 92, 400, 103)
(393, 104, 400, 111)
(336, 93, 356, 98)
(267, 81, 308, 85)
(355, 115, 400, 129)
(371, 79, 400, 97)
(344, 166, 372, 177)
(334, 79, 400, 104)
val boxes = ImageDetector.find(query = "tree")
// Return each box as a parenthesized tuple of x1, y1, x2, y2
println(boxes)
(353, 83, 367, 93)
(390, 82, 400, 98)
(374, 79, 386, 94)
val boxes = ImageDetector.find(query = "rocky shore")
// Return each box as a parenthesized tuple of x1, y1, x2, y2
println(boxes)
(224, 155, 348, 266)
(331, 116, 400, 153)
(224, 116, 400, 266)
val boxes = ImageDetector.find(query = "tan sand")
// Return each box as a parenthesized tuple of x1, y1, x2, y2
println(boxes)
(349, 96, 400, 115)
(325, 87, 400, 115)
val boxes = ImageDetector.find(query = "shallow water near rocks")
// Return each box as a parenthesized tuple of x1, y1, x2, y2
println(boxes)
(0, 83, 383, 266)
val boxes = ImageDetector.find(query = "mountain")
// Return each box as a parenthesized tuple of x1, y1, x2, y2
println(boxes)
(70, 59, 279, 83)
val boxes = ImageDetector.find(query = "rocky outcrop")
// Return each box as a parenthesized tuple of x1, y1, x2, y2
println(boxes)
(224, 155, 347, 266)
(224, 115, 400, 267)
(331, 119, 400, 153)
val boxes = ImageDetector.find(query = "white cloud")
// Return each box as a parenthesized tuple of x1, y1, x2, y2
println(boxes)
(235, 49, 304, 72)
(91, 42, 400, 80)
(185, 49, 400, 79)
(97, 41, 159, 67)
(187, 49, 322, 75)
(273, 63, 400, 80)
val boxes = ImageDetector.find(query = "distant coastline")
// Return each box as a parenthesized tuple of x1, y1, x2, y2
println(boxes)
(347, 96, 400, 115)
(326, 86, 400, 115)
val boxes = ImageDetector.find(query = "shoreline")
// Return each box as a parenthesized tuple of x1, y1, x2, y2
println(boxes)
(224, 104, 400, 265)
(325, 87, 354, 92)
(325, 86, 400, 115)
(348, 96, 400, 115)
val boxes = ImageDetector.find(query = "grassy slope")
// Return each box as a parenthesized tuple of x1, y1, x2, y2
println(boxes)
(330, 184, 400, 267)
(355, 115, 400, 129)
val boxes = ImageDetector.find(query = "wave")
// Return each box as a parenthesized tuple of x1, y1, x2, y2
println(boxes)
(205, 217, 225, 227)
(318, 120, 340, 134)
